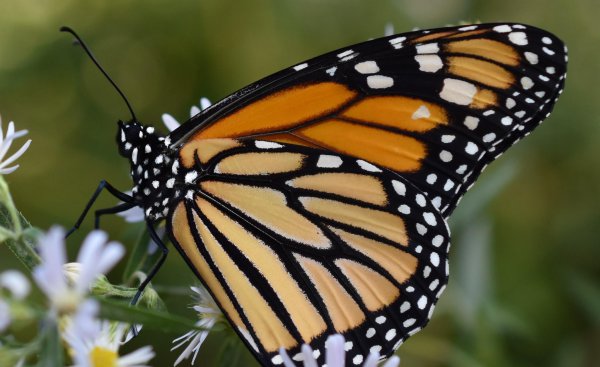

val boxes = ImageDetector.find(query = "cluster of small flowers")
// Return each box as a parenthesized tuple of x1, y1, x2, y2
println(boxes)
(0, 117, 154, 365)
(1, 226, 156, 366)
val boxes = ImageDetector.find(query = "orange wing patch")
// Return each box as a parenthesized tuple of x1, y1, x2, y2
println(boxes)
(297, 119, 427, 172)
(445, 38, 520, 66)
(201, 181, 332, 249)
(171, 203, 246, 331)
(215, 152, 305, 175)
(294, 254, 366, 332)
(341, 96, 448, 132)
(192, 200, 297, 352)
(197, 82, 358, 139)
(335, 258, 400, 311)
(448, 56, 514, 89)
(287, 172, 388, 206)
(197, 197, 328, 343)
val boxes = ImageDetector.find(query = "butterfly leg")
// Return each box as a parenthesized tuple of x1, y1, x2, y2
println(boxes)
(67, 180, 135, 237)
(93, 202, 136, 230)
(130, 220, 169, 306)
(128, 221, 169, 337)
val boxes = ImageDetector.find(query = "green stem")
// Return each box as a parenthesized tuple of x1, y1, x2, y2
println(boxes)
(0, 176, 40, 270)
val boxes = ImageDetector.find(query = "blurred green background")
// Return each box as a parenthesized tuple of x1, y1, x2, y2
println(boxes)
(0, 0, 598, 366)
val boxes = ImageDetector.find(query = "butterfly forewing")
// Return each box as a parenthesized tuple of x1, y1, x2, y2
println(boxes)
(171, 23, 567, 217)
(167, 139, 450, 366)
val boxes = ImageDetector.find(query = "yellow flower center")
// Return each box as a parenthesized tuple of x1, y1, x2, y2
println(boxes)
(90, 346, 118, 367)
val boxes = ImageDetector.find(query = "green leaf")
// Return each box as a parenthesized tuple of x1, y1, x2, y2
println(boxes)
(97, 297, 210, 333)
(3, 232, 41, 271)
(565, 273, 600, 326)
(37, 318, 63, 367)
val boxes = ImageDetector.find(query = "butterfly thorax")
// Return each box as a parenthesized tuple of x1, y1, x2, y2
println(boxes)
(117, 120, 185, 221)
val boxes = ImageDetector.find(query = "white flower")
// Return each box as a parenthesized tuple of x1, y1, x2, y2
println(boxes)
(279, 334, 400, 367)
(64, 320, 155, 367)
(0, 116, 31, 174)
(116, 191, 145, 223)
(384, 23, 395, 36)
(0, 270, 30, 300)
(161, 97, 212, 132)
(0, 299, 10, 332)
(171, 286, 221, 366)
(32, 226, 124, 315)
(0, 270, 31, 333)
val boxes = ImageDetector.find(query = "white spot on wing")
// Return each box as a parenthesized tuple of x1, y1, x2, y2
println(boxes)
(389, 36, 406, 45)
(357, 160, 381, 172)
(326, 66, 337, 76)
(508, 32, 528, 45)
(493, 25, 512, 33)
(255, 141, 283, 149)
(439, 78, 477, 105)
(439, 150, 453, 162)
(521, 76, 534, 89)
(337, 49, 353, 58)
(423, 212, 437, 226)
(354, 61, 379, 74)
(412, 105, 431, 120)
(416, 42, 439, 54)
(463, 116, 479, 130)
(415, 54, 443, 73)
(465, 142, 479, 155)
(366, 75, 394, 89)
(317, 155, 342, 168)
(293, 63, 308, 71)
(392, 180, 406, 196)
(524, 52, 539, 65)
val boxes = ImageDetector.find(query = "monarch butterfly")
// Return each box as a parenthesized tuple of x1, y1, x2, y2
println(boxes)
(63, 22, 567, 366)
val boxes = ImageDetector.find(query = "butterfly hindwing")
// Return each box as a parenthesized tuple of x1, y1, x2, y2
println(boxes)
(171, 23, 567, 217)
(167, 139, 450, 366)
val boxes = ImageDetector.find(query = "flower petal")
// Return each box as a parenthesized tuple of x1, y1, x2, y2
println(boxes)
(325, 334, 345, 367)
(362, 352, 380, 367)
(0, 270, 30, 300)
(0, 139, 31, 170)
(117, 345, 155, 365)
(382, 355, 401, 367)
(200, 97, 212, 110)
(301, 344, 318, 367)
(278, 348, 296, 367)
(94, 242, 125, 276)
(161, 113, 180, 132)
(189, 106, 201, 118)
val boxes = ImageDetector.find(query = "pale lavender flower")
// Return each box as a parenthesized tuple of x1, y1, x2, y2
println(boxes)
(0, 270, 31, 333)
(32, 226, 124, 315)
(0, 270, 30, 300)
(0, 117, 31, 174)
(278, 334, 400, 367)
(171, 286, 221, 365)
(0, 300, 10, 332)
(384, 23, 395, 36)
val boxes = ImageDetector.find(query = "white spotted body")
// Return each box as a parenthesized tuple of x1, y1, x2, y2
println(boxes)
(117, 121, 185, 221)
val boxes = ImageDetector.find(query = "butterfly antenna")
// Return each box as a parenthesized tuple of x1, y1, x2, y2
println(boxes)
(60, 26, 138, 122)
